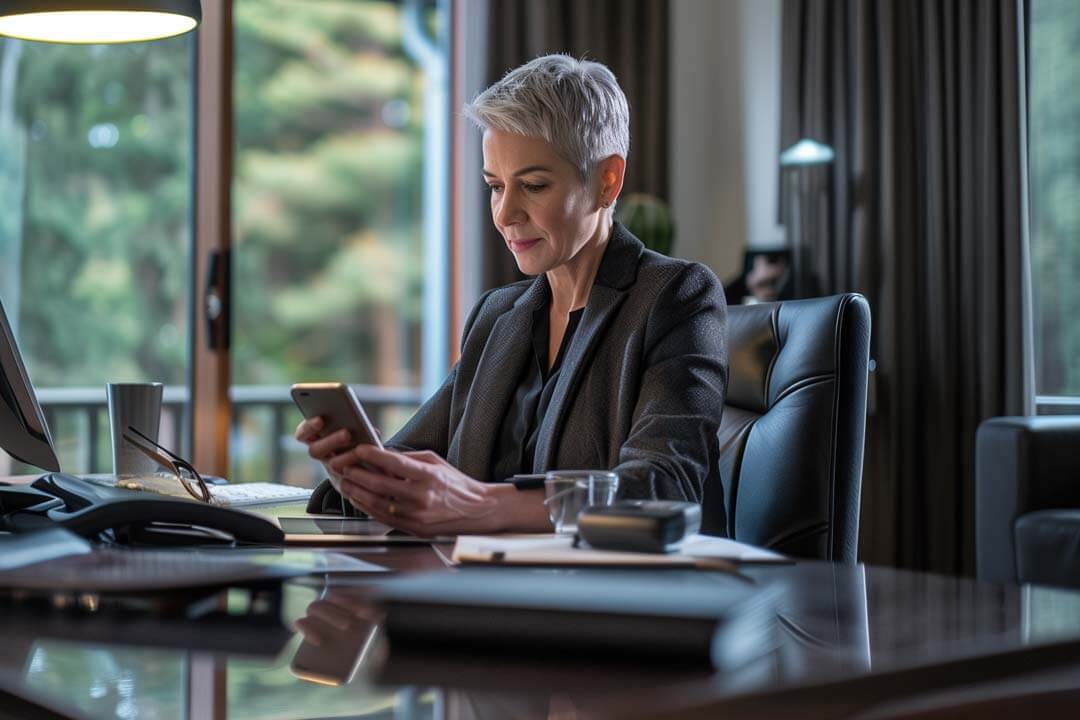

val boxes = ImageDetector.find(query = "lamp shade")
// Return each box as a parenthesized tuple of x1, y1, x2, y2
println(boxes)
(779, 138, 835, 167)
(0, 0, 200, 44)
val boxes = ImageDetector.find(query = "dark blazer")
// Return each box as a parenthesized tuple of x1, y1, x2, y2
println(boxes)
(313, 223, 729, 523)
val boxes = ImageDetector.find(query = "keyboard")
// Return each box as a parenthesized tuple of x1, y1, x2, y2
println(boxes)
(209, 482, 313, 508)
(57, 474, 312, 509)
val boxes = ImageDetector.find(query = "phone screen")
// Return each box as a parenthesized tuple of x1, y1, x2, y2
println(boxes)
(279, 517, 392, 537)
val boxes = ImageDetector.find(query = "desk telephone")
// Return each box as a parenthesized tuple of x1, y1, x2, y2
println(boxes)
(0, 473, 284, 546)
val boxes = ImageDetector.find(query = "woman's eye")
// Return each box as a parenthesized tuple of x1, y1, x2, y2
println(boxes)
(487, 184, 503, 194)
(522, 182, 547, 193)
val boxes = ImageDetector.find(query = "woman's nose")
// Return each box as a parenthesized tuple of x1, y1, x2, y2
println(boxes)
(494, 188, 526, 226)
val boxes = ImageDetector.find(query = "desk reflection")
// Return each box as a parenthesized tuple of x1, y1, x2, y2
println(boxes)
(291, 587, 384, 686)
(1, 549, 1079, 719)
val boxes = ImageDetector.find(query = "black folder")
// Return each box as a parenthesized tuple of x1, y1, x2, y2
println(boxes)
(375, 568, 779, 670)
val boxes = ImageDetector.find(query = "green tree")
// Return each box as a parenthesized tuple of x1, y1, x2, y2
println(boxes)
(1, 35, 191, 386)
(233, 0, 425, 387)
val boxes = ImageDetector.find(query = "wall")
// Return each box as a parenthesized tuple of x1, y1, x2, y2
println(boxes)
(670, 0, 784, 282)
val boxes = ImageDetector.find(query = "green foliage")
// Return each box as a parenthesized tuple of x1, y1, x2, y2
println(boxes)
(1, 36, 192, 386)
(615, 193, 674, 255)
(0, 0, 426, 393)
(233, 0, 425, 387)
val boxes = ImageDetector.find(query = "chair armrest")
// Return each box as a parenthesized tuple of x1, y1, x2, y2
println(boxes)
(1015, 510, 1080, 588)
(976, 416, 1080, 584)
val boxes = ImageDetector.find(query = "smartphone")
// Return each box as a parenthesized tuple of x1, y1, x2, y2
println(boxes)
(289, 589, 381, 686)
(291, 382, 383, 449)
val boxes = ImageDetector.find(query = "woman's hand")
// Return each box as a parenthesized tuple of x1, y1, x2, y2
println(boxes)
(326, 446, 506, 536)
(293, 589, 380, 648)
(294, 416, 355, 493)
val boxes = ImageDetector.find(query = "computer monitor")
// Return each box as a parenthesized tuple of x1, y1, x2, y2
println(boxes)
(0, 297, 60, 472)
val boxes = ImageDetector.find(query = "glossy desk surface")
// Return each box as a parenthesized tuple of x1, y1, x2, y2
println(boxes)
(2, 540, 1080, 720)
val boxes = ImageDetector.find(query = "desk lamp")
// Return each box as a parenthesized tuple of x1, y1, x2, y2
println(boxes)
(780, 138, 834, 298)
(0, 1, 200, 44)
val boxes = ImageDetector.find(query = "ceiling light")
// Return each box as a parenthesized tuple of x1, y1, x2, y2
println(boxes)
(0, 1, 201, 44)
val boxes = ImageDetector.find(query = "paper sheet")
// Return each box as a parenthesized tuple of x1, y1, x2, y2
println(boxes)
(451, 533, 785, 568)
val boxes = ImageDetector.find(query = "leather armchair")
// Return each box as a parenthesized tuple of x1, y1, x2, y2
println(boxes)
(976, 416, 1080, 587)
(702, 293, 871, 562)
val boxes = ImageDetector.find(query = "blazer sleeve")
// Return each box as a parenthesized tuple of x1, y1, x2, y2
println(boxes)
(613, 263, 729, 502)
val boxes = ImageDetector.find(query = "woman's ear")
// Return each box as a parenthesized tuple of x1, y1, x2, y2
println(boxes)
(597, 155, 626, 209)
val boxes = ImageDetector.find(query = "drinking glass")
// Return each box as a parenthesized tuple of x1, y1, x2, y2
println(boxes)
(543, 471, 619, 534)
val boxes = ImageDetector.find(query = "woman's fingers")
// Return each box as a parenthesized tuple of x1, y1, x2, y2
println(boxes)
(305, 428, 352, 461)
(353, 445, 437, 480)
(341, 465, 428, 506)
(325, 447, 381, 475)
(293, 616, 328, 646)
(294, 416, 324, 442)
(307, 599, 353, 631)
(401, 449, 447, 466)
(341, 481, 403, 523)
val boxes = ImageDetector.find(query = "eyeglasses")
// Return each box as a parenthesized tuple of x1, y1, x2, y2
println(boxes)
(122, 425, 211, 503)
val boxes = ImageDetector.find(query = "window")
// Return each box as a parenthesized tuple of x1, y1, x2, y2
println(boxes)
(1030, 0, 1080, 410)
(24, 643, 184, 720)
(0, 1, 449, 482)
(0, 35, 193, 474)
(230, 0, 447, 486)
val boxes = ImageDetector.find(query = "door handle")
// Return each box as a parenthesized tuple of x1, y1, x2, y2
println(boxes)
(205, 248, 231, 351)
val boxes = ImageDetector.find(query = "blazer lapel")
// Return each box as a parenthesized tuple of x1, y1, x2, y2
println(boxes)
(533, 286, 628, 472)
(532, 224, 644, 472)
(450, 275, 548, 481)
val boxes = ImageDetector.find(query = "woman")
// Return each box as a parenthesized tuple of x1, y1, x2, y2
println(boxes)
(297, 54, 728, 536)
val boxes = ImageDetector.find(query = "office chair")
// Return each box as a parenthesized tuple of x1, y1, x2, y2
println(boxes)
(701, 293, 871, 562)
(976, 416, 1080, 588)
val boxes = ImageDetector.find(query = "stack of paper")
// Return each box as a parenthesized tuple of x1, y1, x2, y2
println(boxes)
(451, 533, 785, 568)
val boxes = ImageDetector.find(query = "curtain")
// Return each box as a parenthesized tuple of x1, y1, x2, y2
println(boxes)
(478, 0, 670, 290)
(781, 0, 1031, 574)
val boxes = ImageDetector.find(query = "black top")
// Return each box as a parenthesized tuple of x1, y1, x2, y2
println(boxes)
(490, 303, 585, 481)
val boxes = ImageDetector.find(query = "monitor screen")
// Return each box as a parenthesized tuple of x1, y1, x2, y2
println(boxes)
(0, 298, 60, 472)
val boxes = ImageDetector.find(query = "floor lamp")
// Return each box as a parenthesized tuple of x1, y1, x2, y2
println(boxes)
(780, 138, 834, 298)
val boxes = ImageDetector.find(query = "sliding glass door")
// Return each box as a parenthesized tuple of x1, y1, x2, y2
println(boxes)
(229, 0, 447, 487)
(0, 32, 193, 720)
(0, 35, 194, 475)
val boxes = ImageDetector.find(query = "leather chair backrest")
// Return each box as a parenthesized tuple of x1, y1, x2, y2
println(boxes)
(702, 294, 871, 562)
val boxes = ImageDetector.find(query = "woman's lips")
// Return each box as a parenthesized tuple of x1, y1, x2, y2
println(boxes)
(509, 238, 541, 253)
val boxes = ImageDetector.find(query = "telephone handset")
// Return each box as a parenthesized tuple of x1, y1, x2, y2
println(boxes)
(20, 473, 284, 546)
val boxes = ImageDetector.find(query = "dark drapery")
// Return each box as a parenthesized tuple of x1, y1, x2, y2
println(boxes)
(479, 0, 669, 290)
(781, 0, 1030, 574)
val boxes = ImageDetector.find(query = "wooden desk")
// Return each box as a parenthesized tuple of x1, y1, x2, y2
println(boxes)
(1, 539, 1080, 719)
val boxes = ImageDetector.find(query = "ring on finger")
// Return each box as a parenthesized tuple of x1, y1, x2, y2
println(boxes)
(388, 502, 397, 516)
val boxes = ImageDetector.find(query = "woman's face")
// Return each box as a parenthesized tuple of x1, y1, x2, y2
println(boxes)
(482, 129, 602, 276)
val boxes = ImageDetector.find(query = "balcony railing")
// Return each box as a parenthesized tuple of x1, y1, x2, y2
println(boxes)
(22, 384, 423, 485)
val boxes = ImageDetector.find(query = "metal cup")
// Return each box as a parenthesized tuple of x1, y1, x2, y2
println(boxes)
(107, 382, 163, 477)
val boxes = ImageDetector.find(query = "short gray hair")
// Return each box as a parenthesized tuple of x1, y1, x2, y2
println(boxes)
(463, 54, 630, 182)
